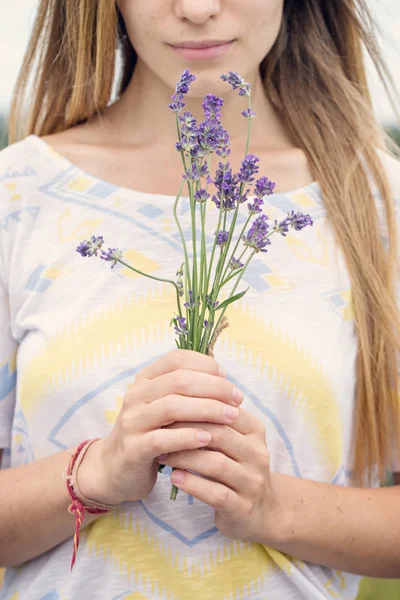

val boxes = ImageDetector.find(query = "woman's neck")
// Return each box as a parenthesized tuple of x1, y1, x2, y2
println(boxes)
(97, 59, 296, 153)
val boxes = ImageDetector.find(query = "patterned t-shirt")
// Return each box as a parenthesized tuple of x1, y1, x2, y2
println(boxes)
(0, 134, 399, 600)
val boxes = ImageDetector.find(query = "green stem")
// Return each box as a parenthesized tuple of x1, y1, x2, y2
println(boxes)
(217, 96, 254, 286)
(221, 213, 252, 284)
(173, 179, 191, 292)
(211, 250, 255, 342)
(116, 258, 183, 317)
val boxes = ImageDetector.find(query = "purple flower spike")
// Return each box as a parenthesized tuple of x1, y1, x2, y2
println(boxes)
(184, 289, 200, 310)
(169, 69, 196, 112)
(202, 94, 224, 120)
(203, 320, 214, 331)
(247, 197, 264, 215)
(242, 214, 271, 253)
(206, 294, 219, 309)
(194, 188, 210, 203)
(254, 176, 276, 198)
(273, 211, 313, 236)
(221, 72, 251, 97)
(238, 154, 260, 185)
(176, 69, 196, 95)
(286, 211, 313, 230)
(174, 316, 188, 336)
(215, 230, 229, 246)
(230, 257, 244, 270)
(76, 235, 104, 257)
(242, 108, 256, 119)
(273, 219, 290, 237)
(100, 247, 123, 268)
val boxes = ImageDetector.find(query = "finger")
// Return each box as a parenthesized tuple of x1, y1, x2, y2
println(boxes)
(142, 369, 243, 407)
(136, 349, 226, 381)
(157, 448, 247, 492)
(163, 403, 264, 437)
(168, 469, 240, 518)
(138, 396, 241, 432)
(162, 422, 249, 461)
(140, 427, 213, 462)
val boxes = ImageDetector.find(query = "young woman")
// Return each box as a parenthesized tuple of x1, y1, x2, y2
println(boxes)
(1, 0, 400, 598)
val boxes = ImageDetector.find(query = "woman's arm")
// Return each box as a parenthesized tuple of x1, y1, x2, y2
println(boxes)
(0, 448, 103, 568)
(265, 472, 400, 578)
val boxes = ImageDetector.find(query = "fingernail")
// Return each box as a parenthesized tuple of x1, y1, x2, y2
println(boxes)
(157, 454, 169, 461)
(224, 405, 239, 422)
(197, 431, 212, 444)
(171, 470, 185, 484)
(232, 387, 243, 406)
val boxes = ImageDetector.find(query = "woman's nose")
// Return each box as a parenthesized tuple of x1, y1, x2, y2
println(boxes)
(174, 0, 221, 26)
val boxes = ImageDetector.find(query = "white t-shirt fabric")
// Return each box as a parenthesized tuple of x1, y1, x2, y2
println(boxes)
(0, 134, 399, 600)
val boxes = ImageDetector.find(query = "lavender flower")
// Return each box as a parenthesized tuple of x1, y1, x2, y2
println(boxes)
(194, 188, 210, 203)
(169, 69, 196, 113)
(203, 320, 214, 331)
(238, 154, 260, 185)
(254, 176, 276, 198)
(182, 163, 201, 183)
(198, 120, 226, 154)
(176, 112, 198, 152)
(286, 210, 314, 230)
(230, 257, 244, 270)
(212, 162, 240, 211)
(272, 211, 313, 236)
(202, 94, 224, 120)
(216, 230, 229, 246)
(221, 72, 251, 97)
(176, 263, 184, 297)
(242, 214, 272, 253)
(206, 294, 219, 309)
(215, 128, 231, 158)
(76, 235, 104, 257)
(100, 247, 124, 268)
(173, 316, 188, 336)
(272, 218, 290, 236)
(247, 197, 264, 215)
(184, 290, 200, 310)
(242, 108, 256, 119)
(177, 69, 197, 95)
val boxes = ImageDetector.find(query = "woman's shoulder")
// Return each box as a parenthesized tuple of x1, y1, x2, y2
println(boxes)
(0, 135, 54, 185)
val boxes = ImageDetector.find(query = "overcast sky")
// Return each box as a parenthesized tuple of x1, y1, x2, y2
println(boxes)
(0, 0, 399, 123)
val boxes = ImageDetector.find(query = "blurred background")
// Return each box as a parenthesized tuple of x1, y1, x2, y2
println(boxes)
(0, 1, 399, 598)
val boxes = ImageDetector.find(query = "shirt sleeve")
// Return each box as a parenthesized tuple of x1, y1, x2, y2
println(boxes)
(0, 270, 17, 457)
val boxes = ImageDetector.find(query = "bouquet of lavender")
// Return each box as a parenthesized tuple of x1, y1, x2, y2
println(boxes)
(77, 70, 313, 500)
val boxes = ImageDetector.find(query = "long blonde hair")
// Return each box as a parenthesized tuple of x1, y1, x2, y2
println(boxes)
(8, 0, 400, 485)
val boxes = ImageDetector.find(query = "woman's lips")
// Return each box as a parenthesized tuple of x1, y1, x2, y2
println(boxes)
(168, 41, 235, 61)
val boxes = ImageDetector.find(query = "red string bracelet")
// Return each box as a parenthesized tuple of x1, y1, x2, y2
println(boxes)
(64, 438, 114, 571)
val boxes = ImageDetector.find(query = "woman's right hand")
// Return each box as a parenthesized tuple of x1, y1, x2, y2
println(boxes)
(78, 350, 244, 506)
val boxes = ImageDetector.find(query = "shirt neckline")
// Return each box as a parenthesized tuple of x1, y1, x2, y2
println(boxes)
(28, 133, 320, 203)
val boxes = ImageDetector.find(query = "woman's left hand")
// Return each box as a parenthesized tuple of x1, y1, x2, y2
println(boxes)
(156, 407, 279, 543)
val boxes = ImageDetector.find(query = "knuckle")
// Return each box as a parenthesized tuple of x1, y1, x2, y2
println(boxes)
(159, 395, 177, 422)
(172, 369, 189, 393)
(212, 454, 229, 477)
(146, 430, 164, 456)
(117, 410, 133, 435)
(214, 487, 230, 509)
(167, 349, 186, 371)
(252, 471, 265, 492)
(254, 444, 270, 469)
(242, 498, 254, 517)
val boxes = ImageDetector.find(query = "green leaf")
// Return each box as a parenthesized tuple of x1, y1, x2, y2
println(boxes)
(219, 268, 244, 288)
(215, 287, 249, 311)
